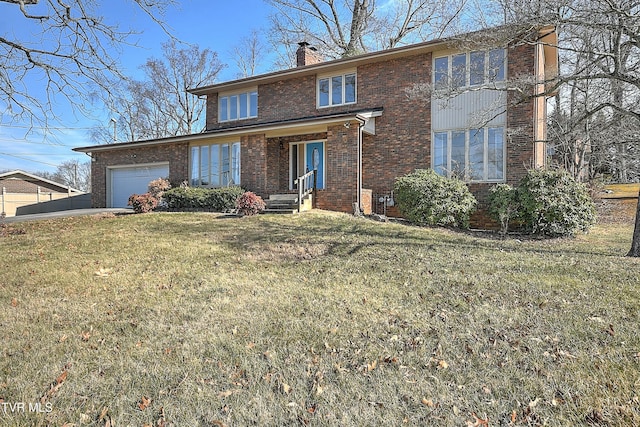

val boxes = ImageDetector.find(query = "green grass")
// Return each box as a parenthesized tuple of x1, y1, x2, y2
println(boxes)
(0, 211, 639, 426)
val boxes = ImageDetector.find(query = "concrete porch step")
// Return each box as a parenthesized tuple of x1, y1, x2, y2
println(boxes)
(262, 193, 312, 214)
(262, 208, 298, 214)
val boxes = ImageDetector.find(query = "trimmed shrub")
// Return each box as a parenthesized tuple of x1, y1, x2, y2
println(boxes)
(236, 191, 266, 216)
(488, 183, 519, 235)
(394, 169, 477, 228)
(516, 169, 597, 236)
(163, 186, 244, 212)
(128, 193, 158, 214)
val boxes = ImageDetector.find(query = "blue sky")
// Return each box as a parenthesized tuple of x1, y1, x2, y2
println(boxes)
(0, 0, 273, 173)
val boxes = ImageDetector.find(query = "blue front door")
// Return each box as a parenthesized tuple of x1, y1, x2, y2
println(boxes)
(305, 142, 324, 189)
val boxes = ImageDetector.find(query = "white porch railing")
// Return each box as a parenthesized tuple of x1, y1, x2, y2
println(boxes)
(294, 169, 316, 212)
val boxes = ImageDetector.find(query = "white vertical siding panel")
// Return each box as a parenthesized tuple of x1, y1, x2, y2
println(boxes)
(432, 89, 507, 131)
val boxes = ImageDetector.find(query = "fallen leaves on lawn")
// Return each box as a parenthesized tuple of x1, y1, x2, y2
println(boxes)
(138, 396, 151, 411)
(383, 356, 399, 364)
(40, 364, 70, 404)
(509, 399, 543, 426)
(10, 298, 17, 307)
(606, 323, 615, 337)
(466, 412, 489, 426)
(421, 398, 435, 407)
(98, 407, 111, 427)
(155, 406, 167, 427)
(0, 224, 26, 236)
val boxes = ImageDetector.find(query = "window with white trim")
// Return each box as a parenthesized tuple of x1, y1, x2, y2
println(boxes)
(219, 91, 258, 122)
(434, 49, 505, 89)
(433, 127, 505, 181)
(190, 142, 241, 187)
(318, 72, 356, 107)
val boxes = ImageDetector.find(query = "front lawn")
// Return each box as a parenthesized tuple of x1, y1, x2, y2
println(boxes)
(0, 211, 638, 426)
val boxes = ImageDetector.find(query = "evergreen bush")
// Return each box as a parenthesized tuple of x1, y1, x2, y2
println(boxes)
(164, 186, 244, 211)
(488, 183, 519, 235)
(515, 169, 597, 236)
(394, 169, 477, 228)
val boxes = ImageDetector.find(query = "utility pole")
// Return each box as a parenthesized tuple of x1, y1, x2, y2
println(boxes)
(73, 161, 78, 190)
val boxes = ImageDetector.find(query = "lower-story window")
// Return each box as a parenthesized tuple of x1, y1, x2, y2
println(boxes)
(190, 142, 240, 187)
(433, 127, 504, 181)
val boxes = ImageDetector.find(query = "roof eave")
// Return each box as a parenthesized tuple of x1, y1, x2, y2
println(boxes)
(73, 108, 384, 153)
(188, 38, 450, 96)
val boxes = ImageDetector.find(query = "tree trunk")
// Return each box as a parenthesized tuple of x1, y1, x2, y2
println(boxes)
(627, 188, 640, 257)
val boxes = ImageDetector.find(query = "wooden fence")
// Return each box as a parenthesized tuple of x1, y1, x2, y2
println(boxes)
(1, 187, 83, 217)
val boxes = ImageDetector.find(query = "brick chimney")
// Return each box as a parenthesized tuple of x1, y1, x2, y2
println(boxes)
(296, 42, 323, 67)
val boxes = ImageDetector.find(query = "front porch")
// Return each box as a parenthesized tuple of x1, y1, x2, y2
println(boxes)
(238, 111, 381, 215)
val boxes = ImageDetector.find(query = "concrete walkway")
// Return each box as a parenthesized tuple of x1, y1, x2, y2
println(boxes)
(2, 208, 132, 224)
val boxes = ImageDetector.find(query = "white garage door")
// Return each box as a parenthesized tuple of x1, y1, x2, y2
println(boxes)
(109, 164, 169, 208)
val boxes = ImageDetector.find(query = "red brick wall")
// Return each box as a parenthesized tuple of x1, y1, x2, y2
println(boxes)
(359, 52, 433, 198)
(240, 134, 268, 196)
(207, 75, 318, 132)
(318, 124, 359, 212)
(91, 143, 189, 208)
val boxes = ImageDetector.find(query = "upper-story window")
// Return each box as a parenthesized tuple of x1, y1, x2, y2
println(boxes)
(318, 72, 356, 107)
(219, 90, 258, 122)
(434, 49, 505, 89)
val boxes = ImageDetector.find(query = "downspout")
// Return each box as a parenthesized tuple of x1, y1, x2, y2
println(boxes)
(355, 116, 366, 213)
(533, 37, 545, 169)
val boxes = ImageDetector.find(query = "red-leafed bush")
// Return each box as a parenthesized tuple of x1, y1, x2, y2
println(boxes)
(128, 193, 158, 214)
(148, 178, 171, 199)
(148, 178, 171, 210)
(236, 191, 266, 216)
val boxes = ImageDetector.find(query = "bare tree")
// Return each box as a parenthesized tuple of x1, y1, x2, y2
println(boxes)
(91, 41, 224, 143)
(0, 0, 177, 132)
(266, 0, 466, 59)
(542, 0, 640, 256)
(230, 30, 267, 78)
(51, 159, 91, 192)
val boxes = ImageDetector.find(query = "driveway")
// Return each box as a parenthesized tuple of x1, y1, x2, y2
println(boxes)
(2, 208, 132, 224)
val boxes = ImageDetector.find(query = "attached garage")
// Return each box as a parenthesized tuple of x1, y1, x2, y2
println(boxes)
(107, 163, 169, 208)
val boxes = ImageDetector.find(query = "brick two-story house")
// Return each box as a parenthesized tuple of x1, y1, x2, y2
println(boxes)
(75, 26, 558, 225)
